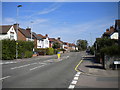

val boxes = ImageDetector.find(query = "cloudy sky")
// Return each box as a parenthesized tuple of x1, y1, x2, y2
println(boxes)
(2, 1, 118, 46)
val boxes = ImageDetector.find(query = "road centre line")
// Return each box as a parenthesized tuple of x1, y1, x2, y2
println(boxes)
(30, 64, 45, 71)
(11, 64, 31, 70)
(0, 76, 11, 81)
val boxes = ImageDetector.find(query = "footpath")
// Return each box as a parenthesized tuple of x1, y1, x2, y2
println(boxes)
(76, 54, 119, 88)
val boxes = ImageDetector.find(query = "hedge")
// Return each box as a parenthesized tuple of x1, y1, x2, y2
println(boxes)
(100, 45, 120, 57)
(35, 48, 55, 55)
(46, 48, 54, 55)
(2, 39, 34, 60)
(2, 39, 16, 60)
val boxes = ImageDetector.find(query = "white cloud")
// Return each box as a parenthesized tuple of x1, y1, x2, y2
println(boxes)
(2, 17, 16, 25)
(26, 2, 62, 19)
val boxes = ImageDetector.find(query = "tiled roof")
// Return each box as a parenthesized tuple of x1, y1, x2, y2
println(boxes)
(49, 38, 58, 42)
(19, 28, 32, 38)
(32, 32, 42, 40)
(0, 25, 12, 34)
(37, 34, 46, 39)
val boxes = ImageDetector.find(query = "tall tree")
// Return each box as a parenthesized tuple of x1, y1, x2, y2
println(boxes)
(76, 39, 88, 50)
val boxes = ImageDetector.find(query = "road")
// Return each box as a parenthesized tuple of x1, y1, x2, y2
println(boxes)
(1, 52, 85, 89)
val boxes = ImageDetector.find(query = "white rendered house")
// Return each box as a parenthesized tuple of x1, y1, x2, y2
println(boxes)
(110, 32, 118, 40)
(0, 25, 17, 40)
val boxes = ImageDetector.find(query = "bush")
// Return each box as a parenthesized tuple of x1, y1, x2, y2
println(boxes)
(24, 51, 33, 58)
(17, 41, 34, 58)
(100, 45, 120, 57)
(2, 39, 34, 60)
(89, 46, 95, 55)
(35, 48, 47, 55)
(2, 39, 16, 60)
(46, 48, 54, 55)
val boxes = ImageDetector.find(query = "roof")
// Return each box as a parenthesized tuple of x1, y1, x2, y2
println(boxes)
(103, 26, 116, 37)
(37, 34, 46, 39)
(32, 32, 42, 40)
(49, 38, 58, 42)
(0, 25, 12, 34)
(19, 28, 32, 38)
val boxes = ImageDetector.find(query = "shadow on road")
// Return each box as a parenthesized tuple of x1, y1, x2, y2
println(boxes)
(83, 56, 105, 70)
(85, 65, 104, 69)
(83, 56, 99, 64)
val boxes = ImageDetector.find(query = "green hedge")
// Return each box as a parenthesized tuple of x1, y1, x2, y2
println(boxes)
(46, 48, 54, 55)
(2, 39, 34, 60)
(17, 41, 34, 58)
(2, 39, 16, 60)
(100, 45, 120, 57)
(35, 48, 55, 55)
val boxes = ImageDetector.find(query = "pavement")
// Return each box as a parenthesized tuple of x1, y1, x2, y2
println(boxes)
(76, 54, 120, 88)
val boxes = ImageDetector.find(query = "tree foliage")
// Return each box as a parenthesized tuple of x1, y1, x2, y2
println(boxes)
(52, 42, 61, 49)
(76, 39, 88, 50)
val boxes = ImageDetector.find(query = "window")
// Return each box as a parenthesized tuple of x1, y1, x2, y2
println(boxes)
(10, 32, 14, 40)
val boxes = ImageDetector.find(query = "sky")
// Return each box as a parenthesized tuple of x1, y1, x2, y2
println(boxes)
(2, 2, 118, 46)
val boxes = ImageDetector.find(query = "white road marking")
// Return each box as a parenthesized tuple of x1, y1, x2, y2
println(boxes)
(11, 64, 31, 70)
(75, 74, 79, 77)
(77, 72, 81, 75)
(0, 76, 11, 81)
(0, 62, 17, 65)
(68, 72, 81, 89)
(68, 85, 75, 89)
(73, 77, 79, 80)
(30, 65, 45, 71)
(71, 80, 77, 85)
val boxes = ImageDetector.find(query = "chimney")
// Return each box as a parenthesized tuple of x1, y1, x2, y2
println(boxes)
(13, 23, 19, 30)
(110, 26, 115, 33)
(106, 29, 109, 33)
(45, 34, 48, 37)
(58, 37, 61, 40)
(26, 27, 31, 33)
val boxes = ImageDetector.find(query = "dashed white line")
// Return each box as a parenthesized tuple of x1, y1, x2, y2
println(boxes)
(11, 64, 31, 70)
(75, 74, 79, 77)
(71, 80, 77, 85)
(73, 77, 79, 80)
(0, 76, 11, 81)
(30, 65, 45, 71)
(68, 72, 81, 89)
(0, 62, 17, 65)
(68, 85, 75, 89)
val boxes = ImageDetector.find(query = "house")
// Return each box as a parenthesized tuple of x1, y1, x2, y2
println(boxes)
(37, 34, 49, 48)
(56, 37, 64, 49)
(49, 38, 58, 48)
(63, 42, 69, 51)
(32, 32, 42, 48)
(110, 32, 118, 40)
(13, 24, 34, 41)
(0, 25, 17, 40)
(115, 20, 120, 43)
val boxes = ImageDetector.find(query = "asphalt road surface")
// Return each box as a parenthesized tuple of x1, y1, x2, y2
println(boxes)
(1, 52, 85, 89)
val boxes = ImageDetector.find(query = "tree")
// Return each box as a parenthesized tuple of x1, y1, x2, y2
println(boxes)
(52, 42, 61, 49)
(76, 39, 88, 51)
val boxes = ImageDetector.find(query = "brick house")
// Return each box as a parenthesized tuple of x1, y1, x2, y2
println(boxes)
(13, 24, 34, 41)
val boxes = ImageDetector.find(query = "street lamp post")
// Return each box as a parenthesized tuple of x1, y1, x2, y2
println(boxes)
(30, 21, 34, 41)
(16, 5, 22, 59)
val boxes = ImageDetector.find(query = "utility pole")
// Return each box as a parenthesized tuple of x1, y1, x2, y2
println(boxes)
(16, 5, 22, 59)
(31, 21, 34, 41)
